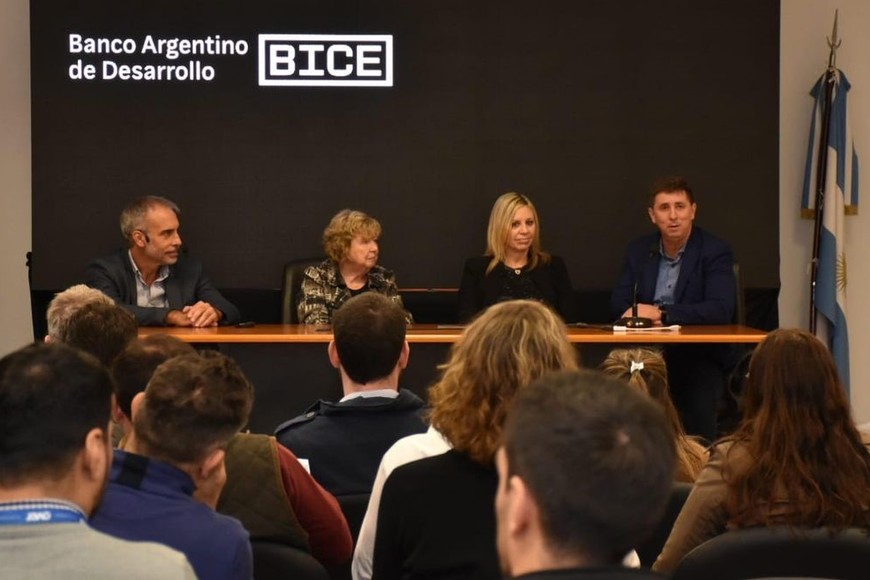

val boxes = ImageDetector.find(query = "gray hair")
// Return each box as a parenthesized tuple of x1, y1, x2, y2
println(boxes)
(46, 285, 114, 342)
(119, 196, 181, 244)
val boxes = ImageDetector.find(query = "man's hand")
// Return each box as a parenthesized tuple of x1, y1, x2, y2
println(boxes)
(165, 310, 193, 327)
(620, 303, 663, 325)
(182, 301, 222, 327)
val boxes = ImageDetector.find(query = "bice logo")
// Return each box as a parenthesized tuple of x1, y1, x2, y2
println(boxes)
(258, 34, 393, 87)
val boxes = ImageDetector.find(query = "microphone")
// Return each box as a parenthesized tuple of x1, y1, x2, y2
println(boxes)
(616, 282, 653, 328)
(614, 243, 659, 328)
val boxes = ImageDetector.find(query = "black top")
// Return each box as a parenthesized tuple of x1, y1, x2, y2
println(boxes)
(457, 255, 576, 322)
(373, 449, 500, 580)
(273, 390, 427, 496)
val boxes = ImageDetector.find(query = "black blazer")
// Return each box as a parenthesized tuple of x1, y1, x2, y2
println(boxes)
(86, 249, 241, 326)
(457, 255, 576, 322)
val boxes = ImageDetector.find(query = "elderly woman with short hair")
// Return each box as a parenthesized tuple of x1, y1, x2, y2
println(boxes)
(297, 209, 411, 325)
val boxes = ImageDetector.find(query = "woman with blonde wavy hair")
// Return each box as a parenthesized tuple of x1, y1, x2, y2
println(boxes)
(364, 300, 577, 580)
(600, 348, 707, 483)
(654, 329, 870, 573)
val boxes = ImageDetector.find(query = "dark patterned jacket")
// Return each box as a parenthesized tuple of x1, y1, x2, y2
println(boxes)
(296, 259, 412, 324)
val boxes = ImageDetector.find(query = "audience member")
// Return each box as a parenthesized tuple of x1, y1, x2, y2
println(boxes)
(600, 348, 707, 482)
(0, 343, 195, 579)
(297, 209, 412, 325)
(111, 335, 352, 567)
(91, 350, 255, 580)
(611, 177, 736, 441)
(44, 284, 114, 343)
(497, 370, 675, 579)
(87, 195, 240, 326)
(367, 300, 578, 580)
(654, 329, 870, 572)
(276, 293, 427, 496)
(62, 302, 138, 368)
(458, 192, 575, 322)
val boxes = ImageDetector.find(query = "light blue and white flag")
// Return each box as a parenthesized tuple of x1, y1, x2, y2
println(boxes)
(801, 69, 859, 391)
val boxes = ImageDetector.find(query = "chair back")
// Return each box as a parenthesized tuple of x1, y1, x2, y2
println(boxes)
(281, 257, 325, 324)
(251, 540, 329, 580)
(636, 481, 693, 567)
(336, 493, 371, 544)
(672, 526, 870, 580)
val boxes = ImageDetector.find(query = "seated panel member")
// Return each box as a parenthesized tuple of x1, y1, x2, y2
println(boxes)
(458, 192, 576, 322)
(0, 343, 195, 580)
(610, 177, 736, 442)
(297, 209, 412, 325)
(276, 293, 427, 496)
(497, 370, 674, 580)
(86, 195, 240, 327)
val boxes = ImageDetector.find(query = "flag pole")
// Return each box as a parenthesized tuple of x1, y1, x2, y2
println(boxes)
(809, 10, 841, 332)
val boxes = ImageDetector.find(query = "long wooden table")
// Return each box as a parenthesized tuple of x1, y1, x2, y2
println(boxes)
(139, 324, 767, 344)
(138, 324, 766, 433)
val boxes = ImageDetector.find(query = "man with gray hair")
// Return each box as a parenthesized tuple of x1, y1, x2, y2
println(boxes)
(45, 284, 114, 343)
(86, 195, 240, 327)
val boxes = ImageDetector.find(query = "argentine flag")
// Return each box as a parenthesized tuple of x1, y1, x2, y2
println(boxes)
(801, 69, 859, 391)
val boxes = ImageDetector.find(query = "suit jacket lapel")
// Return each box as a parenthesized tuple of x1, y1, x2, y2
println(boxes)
(165, 267, 182, 309)
(673, 229, 700, 302)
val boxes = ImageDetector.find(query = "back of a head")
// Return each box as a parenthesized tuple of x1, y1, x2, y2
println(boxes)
(332, 293, 406, 384)
(111, 334, 197, 420)
(503, 370, 675, 564)
(600, 347, 705, 482)
(742, 328, 851, 430)
(600, 348, 684, 435)
(133, 350, 254, 465)
(64, 302, 138, 368)
(728, 328, 870, 529)
(429, 300, 578, 464)
(46, 284, 114, 343)
(0, 343, 113, 487)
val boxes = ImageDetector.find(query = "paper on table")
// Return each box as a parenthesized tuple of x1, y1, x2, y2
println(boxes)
(612, 324, 682, 332)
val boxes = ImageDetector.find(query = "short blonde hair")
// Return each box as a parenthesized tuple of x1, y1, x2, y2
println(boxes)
(322, 209, 382, 263)
(484, 192, 550, 273)
(428, 300, 578, 464)
(46, 285, 114, 342)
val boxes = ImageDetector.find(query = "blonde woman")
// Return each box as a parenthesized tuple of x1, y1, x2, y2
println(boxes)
(362, 300, 578, 580)
(458, 193, 575, 322)
(297, 209, 411, 325)
(600, 348, 708, 482)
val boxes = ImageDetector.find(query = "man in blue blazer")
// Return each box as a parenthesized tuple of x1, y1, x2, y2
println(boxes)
(86, 196, 240, 327)
(611, 177, 735, 441)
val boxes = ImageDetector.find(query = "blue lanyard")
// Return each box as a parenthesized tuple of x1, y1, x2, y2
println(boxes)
(0, 503, 86, 526)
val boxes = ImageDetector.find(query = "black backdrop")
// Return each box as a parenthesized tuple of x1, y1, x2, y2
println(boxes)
(31, 0, 780, 294)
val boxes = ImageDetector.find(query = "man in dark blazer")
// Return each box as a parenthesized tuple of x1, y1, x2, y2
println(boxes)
(86, 196, 239, 326)
(611, 177, 736, 441)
